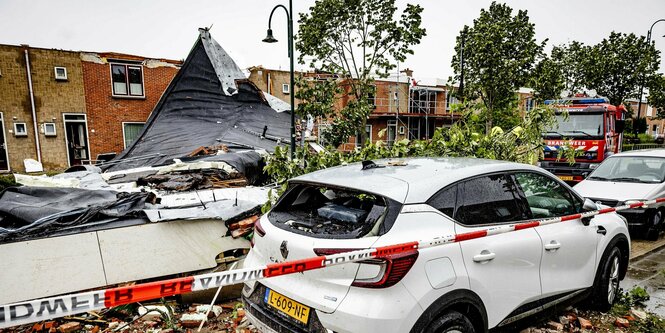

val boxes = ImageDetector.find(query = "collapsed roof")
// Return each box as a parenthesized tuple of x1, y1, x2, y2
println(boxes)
(105, 28, 293, 172)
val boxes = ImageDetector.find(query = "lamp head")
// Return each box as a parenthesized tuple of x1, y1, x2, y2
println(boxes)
(262, 29, 278, 43)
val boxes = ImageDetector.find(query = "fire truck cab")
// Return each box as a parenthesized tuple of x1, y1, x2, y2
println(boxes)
(540, 96, 626, 183)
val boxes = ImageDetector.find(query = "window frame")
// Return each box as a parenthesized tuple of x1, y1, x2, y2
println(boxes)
(54, 67, 68, 81)
(43, 122, 57, 136)
(13, 122, 27, 137)
(110, 63, 145, 98)
(282, 83, 290, 94)
(122, 122, 145, 149)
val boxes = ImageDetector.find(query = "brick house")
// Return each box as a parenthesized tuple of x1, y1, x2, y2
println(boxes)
(0, 44, 87, 172)
(247, 66, 461, 150)
(81, 52, 181, 161)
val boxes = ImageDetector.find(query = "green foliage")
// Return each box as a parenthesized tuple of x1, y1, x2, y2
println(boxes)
(0, 174, 18, 191)
(451, 2, 544, 133)
(263, 103, 557, 210)
(583, 32, 660, 106)
(650, 75, 665, 118)
(296, 0, 426, 146)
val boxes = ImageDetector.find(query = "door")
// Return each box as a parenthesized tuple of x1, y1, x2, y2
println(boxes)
(454, 173, 543, 328)
(0, 113, 9, 171)
(63, 114, 90, 166)
(513, 172, 598, 297)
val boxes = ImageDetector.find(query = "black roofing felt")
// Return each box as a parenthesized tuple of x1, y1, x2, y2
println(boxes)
(105, 30, 291, 172)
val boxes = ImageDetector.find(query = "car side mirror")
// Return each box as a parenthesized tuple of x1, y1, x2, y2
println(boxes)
(615, 120, 625, 134)
(581, 198, 598, 226)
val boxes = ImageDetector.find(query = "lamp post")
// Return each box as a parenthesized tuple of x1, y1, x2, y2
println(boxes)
(263, 1, 296, 159)
(635, 19, 665, 137)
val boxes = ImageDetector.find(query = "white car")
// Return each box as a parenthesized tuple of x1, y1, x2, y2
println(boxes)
(243, 158, 630, 333)
(575, 149, 665, 240)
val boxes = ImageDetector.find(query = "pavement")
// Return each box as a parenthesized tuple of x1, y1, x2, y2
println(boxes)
(623, 237, 665, 317)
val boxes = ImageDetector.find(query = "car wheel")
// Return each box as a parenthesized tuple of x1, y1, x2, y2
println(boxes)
(426, 311, 475, 333)
(589, 246, 622, 311)
(645, 210, 663, 241)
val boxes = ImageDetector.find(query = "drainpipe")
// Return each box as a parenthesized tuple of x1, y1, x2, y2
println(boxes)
(23, 47, 42, 163)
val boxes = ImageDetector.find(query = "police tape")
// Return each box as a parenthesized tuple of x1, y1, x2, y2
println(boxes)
(2, 197, 663, 328)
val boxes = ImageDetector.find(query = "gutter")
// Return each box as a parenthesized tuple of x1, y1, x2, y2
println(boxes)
(24, 47, 42, 163)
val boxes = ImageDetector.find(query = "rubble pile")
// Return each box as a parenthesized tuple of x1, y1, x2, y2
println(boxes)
(0, 301, 257, 333)
(521, 306, 665, 332)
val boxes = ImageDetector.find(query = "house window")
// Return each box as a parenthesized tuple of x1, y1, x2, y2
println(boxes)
(111, 64, 144, 97)
(387, 120, 397, 147)
(282, 83, 290, 94)
(123, 123, 145, 148)
(43, 123, 57, 136)
(14, 122, 27, 136)
(446, 90, 459, 111)
(54, 67, 67, 81)
(367, 85, 376, 108)
(355, 125, 372, 147)
(525, 97, 535, 111)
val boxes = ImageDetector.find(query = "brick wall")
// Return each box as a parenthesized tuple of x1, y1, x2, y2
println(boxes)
(0, 45, 86, 172)
(82, 56, 179, 159)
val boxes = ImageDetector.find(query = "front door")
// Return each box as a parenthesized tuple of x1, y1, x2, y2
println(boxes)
(0, 113, 9, 171)
(63, 114, 90, 166)
(454, 173, 543, 328)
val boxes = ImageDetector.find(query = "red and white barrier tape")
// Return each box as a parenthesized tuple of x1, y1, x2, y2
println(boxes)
(2, 198, 663, 328)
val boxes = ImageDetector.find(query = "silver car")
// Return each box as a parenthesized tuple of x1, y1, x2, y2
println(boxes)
(574, 149, 665, 240)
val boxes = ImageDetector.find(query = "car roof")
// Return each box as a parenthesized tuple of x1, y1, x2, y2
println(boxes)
(291, 157, 542, 204)
(610, 149, 665, 158)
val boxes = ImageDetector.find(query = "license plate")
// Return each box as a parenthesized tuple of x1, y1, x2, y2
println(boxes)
(558, 175, 574, 181)
(264, 288, 310, 324)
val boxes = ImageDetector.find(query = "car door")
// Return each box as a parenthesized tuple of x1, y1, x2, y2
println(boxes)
(455, 173, 543, 328)
(513, 171, 598, 298)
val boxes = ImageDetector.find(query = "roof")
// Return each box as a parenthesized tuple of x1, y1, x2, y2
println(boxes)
(292, 157, 541, 203)
(612, 149, 665, 158)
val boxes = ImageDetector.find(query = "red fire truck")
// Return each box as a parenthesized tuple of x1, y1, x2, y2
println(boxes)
(539, 96, 626, 183)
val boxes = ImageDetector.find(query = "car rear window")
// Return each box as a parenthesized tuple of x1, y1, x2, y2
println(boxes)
(268, 183, 400, 239)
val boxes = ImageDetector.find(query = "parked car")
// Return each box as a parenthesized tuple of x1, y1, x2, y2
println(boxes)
(574, 149, 665, 240)
(243, 158, 630, 333)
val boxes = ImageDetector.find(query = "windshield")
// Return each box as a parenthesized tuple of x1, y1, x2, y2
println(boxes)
(546, 113, 603, 138)
(588, 156, 665, 183)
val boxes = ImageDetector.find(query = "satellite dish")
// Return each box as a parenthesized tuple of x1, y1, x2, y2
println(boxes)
(560, 90, 571, 98)
(587, 89, 597, 97)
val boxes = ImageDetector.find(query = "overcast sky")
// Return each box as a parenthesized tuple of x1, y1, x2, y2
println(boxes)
(1, 0, 664, 80)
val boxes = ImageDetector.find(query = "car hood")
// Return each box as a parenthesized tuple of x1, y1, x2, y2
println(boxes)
(574, 179, 661, 201)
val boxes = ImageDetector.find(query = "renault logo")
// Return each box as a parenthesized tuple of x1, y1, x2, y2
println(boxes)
(280, 240, 289, 260)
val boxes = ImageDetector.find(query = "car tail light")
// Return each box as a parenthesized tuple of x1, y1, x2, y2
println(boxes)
(250, 218, 266, 248)
(313, 248, 419, 289)
(255, 218, 266, 237)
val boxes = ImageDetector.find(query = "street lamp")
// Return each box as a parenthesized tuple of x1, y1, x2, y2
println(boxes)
(263, 1, 296, 159)
(635, 19, 665, 137)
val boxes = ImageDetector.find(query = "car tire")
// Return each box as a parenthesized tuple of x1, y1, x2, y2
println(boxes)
(645, 210, 663, 241)
(426, 311, 475, 333)
(589, 246, 622, 312)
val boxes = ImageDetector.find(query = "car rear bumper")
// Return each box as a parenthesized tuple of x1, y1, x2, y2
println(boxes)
(243, 281, 422, 333)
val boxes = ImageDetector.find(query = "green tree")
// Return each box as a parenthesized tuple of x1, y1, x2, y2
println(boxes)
(451, 2, 544, 133)
(582, 32, 660, 106)
(649, 74, 665, 118)
(530, 53, 565, 103)
(551, 41, 590, 95)
(296, 0, 426, 147)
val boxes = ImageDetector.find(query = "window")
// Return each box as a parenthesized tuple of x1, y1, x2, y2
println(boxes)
(367, 85, 376, 108)
(514, 172, 578, 218)
(13, 123, 27, 136)
(427, 184, 457, 218)
(54, 67, 67, 80)
(123, 123, 145, 148)
(355, 125, 372, 147)
(525, 97, 535, 111)
(455, 174, 529, 225)
(43, 123, 56, 136)
(111, 64, 144, 97)
(446, 90, 459, 111)
(386, 120, 397, 147)
(282, 83, 290, 94)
